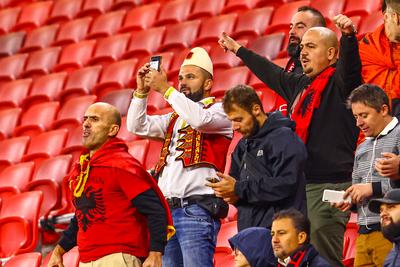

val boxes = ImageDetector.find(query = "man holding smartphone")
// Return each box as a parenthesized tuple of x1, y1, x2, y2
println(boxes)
(127, 47, 232, 267)
(333, 84, 400, 266)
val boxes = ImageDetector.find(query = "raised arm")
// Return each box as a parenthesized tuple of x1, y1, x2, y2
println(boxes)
(333, 14, 362, 99)
(218, 32, 307, 104)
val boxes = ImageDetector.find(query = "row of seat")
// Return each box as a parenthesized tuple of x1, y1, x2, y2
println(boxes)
(0, 0, 382, 37)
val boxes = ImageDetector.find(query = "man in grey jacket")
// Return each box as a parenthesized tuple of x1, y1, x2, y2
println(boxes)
(334, 84, 399, 266)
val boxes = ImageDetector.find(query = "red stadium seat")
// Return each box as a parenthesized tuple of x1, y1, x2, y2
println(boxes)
(147, 90, 169, 114)
(187, 0, 225, 20)
(77, 0, 113, 18)
(122, 26, 165, 60)
(26, 154, 72, 218)
(167, 48, 189, 80)
(99, 89, 134, 116)
(154, 0, 192, 26)
(87, 10, 126, 39)
(117, 116, 142, 142)
(53, 17, 92, 46)
(20, 47, 61, 78)
(60, 65, 102, 103)
(254, 0, 291, 8)
(343, 215, 358, 267)
(127, 139, 150, 166)
(358, 11, 383, 36)
(145, 139, 163, 170)
(88, 33, 131, 67)
(0, 7, 21, 35)
(214, 251, 235, 267)
(310, 0, 345, 21)
(13, 102, 60, 138)
(224, 204, 238, 222)
(344, 0, 381, 18)
(3, 252, 41, 267)
(159, 20, 201, 53)
(20, 24, 59, 53)
(13, 1, 53, 32)
(54, 40, 96, 73)
(52, 95, 97, 131)
(0, 108, 21, 140)
(0, 161, 34, 193)
(258, 87, 280, 112)
(249, 33, 285, 60)
(22, 72, 66, 109)
(0, 191, 43, 257)
(111, 0, 140, 11)
(46, 0, 83, 25)
(232, 7, 273, 40)
(216, 221, 237, 252)
(21, 129, 68, 164)
(211, 67, 250, 99)
(0, 53, 28, 83)
(265, 1, 310, 34)
(193, 14, 237, 47)
(61, 125, 83, 162)
(0, 136, 30, 172)
(221, 0, 259, 14)
(119, 3, 160, 33)
(0, 79, 31, 109)
(224, 132, 242, 174)
(0, 31, 25, 57)
(92, 59, 137, 97)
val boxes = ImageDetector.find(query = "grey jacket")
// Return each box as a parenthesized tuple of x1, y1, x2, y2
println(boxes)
(353, 118, 400, 226)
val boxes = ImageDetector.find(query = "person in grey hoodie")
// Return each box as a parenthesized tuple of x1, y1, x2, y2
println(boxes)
(207, 85, 307, 231)
(229, 227, 275, 267)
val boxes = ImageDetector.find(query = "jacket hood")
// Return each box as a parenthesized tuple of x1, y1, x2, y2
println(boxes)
(249, 111, 295, 139)
(229, 227, 275, 267)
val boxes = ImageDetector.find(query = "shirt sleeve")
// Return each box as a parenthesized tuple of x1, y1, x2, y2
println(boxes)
(126, 96, 171, 139)
(59, 215, 78, 252)
(131, 189, 167, 253)
(117, 168, 152, 201)
(166, 89, 232, 137)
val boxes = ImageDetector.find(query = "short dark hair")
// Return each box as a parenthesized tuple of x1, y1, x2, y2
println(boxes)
(222, 84, 264, 114)
(347, 84, 390, 113)
(385, 0, 400, 13)
(272, 209, 311, 244)
(297, 6, 327, 27)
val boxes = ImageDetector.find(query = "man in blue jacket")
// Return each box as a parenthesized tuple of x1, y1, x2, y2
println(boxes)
(207, 85, 307, 230)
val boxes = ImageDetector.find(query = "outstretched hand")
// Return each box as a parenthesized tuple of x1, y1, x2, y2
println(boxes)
(218, 32, 242, 54)
(333, 14, 356, 35)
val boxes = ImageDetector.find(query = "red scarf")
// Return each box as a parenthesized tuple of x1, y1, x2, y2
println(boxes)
(291, 66, 335, 143)
(277, 246, 308, 267)
(68, 137, 175, 240)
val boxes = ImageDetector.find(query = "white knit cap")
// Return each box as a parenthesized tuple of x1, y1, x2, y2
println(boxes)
(181, 47, 213, 76)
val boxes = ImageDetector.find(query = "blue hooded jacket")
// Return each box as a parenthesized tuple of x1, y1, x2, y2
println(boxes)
(229, 227, 275, 267)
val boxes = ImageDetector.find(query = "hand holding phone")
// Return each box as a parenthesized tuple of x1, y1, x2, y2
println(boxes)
(149, 56, 162, 72)
(322, 189, 351, 203)
(206, 177, 220, 183)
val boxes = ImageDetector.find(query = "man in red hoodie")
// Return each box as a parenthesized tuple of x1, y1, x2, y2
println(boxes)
(47, 102, 174, 267)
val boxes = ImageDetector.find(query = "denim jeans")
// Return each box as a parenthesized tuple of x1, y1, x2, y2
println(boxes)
(162, 204, 221, 267)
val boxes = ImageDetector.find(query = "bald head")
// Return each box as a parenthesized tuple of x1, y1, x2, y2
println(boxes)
(300, 27, 339, 78)
(82, 102, 121, 154)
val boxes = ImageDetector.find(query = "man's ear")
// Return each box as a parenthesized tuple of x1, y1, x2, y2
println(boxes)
(252, 104, 262, 116)
(381, 104, 390, 116)
(298, 231, 307, 245)
(327, 47, 337, 61)
(109, 124, 120, 137)
(203, 79, 213, 93)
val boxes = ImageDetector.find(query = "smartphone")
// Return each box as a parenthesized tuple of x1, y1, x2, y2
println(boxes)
(322, 189, 351, 203)
(149, 56, 162, 71)
(206, 177, 220, 183)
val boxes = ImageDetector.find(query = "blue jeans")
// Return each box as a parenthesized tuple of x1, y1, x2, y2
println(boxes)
(162, 204, 221, 267)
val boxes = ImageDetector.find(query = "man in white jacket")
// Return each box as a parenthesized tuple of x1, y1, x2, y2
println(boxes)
(126, 47, 232, 267)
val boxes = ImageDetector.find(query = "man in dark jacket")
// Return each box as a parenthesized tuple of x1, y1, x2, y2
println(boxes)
(207, 85, 307, 231)
(229, 227, 275, 267)
(369, 189, 400, 266)
(219, 14, 362, 266)
(272, 209, 331, 267)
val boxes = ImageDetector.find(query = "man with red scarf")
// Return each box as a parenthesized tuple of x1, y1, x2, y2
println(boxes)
(219, 15, 362, 266)
(47, 102, 174, 267)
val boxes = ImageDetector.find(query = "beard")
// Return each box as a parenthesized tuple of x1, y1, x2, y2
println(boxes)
(180, 87, 204, 102)
(248, 115, 260, 137)
(382, 220, 400, 242)
(287, 38, 301, 58)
